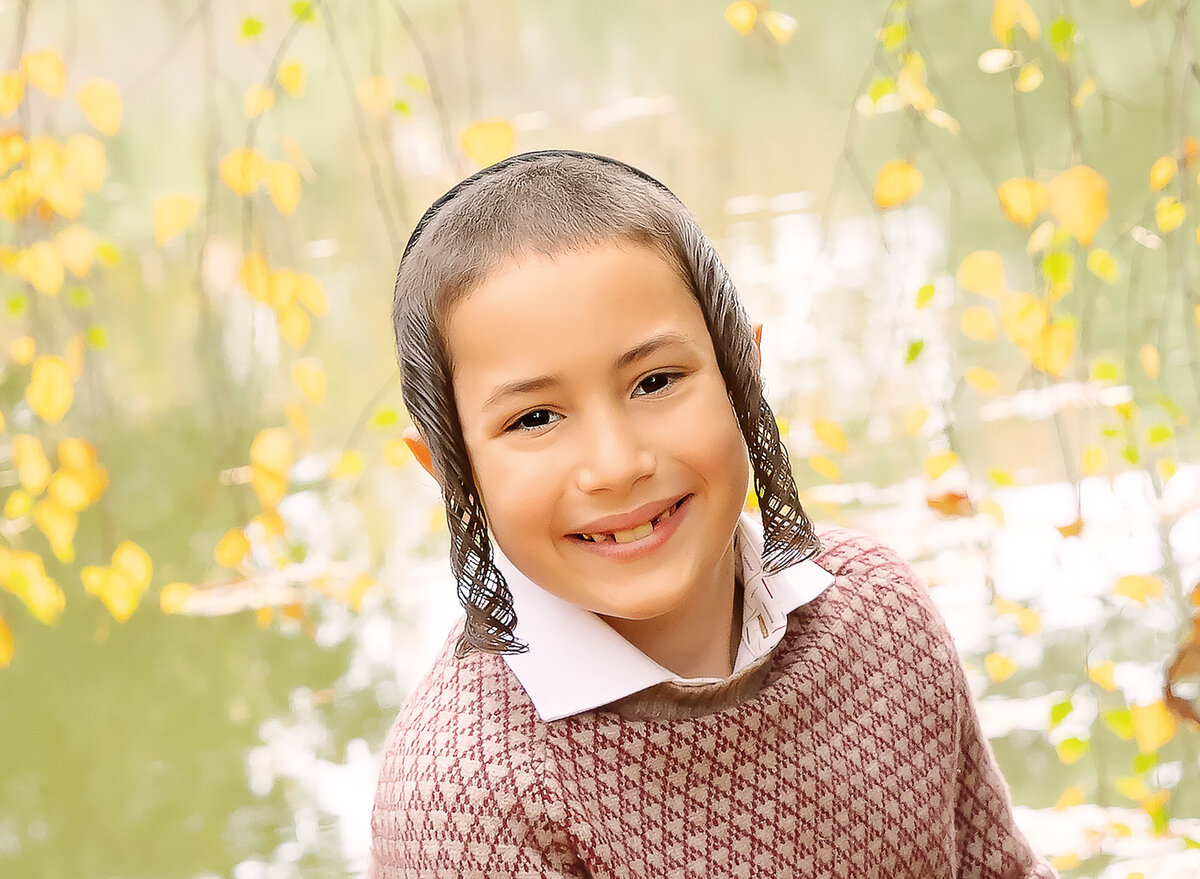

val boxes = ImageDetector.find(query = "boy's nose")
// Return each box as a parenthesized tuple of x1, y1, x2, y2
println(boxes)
(575, 411, 655, 494)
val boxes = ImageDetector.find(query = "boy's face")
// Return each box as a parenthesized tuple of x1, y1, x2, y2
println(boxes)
(416, 242, 758, 633)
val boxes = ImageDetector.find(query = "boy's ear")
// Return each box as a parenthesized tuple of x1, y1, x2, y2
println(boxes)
(402, 425, 441, 486)
(753, 323, 762, 371)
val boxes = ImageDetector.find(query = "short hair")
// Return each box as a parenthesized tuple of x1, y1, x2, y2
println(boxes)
(392, 150, 820, 660)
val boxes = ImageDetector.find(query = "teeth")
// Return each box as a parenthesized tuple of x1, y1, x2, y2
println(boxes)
(580, 500, 679, 544)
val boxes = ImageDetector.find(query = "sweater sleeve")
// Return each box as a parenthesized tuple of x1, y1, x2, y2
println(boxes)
(367, 649, 590, 879)
(949, 643, 1059, 879)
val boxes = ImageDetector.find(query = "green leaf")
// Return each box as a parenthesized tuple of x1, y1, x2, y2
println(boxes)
(915, 283, 935, 309)
(369, 406, 399, 428)
(1153, 393, 1185, 421)
(6, 293, 28, 316)
(880, 23, 908, 51)
(1103, 707, 1134, 740)
(1056, 737, 1090, 763)
(1050, 698, 1073, 729)
(1132, 750, 1159, 774)
(905, 340, 924, 364)
(287, 542, 308, 564)
(868, 77, 896, 104)
(1147, 424, 1172, 445)
(1100, 426, 1120, 438)
(66, 286, 93, 308)
(392, 99, 412, 115)
(241, 17, 264, 39)
(291, 1, 315, 21)
(1122, 445, 1140, 465)
(1091, 358, 1119, 381)
(1184, 837, 1200, 850)
(85, 325, 108, 350)
(1049, 17, 1076, 61)
(1041, 251, 1075, 284)
(1151, 802, 1170, 836)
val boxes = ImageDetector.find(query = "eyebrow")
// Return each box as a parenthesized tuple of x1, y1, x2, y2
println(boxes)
(481, 332, 696, 412)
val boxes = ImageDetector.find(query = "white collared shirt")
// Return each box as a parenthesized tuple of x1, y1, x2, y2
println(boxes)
(496, 510, 835, 722)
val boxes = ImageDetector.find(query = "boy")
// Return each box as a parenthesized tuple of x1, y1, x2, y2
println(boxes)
(370, 150, 1057, 878)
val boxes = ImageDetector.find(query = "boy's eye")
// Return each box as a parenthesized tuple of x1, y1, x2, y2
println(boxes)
(503, 370, 685, 434)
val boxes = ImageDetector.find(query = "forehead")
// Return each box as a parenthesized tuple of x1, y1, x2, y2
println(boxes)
(445, 243, 709, 402)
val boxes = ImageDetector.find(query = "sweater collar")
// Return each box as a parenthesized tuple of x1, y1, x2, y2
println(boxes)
(495, 511, 834, 723)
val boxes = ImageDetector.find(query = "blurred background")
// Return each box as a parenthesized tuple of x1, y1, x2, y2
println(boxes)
(0, 0, 1198, 876)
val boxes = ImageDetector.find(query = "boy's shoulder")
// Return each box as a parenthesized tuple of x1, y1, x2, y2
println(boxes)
(381, 616, 542, 765)
(805, 522, 959, 669)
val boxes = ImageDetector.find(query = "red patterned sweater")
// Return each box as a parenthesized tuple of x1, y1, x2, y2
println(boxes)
(369, 526, 1058, 878)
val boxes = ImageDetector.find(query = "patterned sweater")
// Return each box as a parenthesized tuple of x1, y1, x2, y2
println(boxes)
(369, 526, 1058, 878)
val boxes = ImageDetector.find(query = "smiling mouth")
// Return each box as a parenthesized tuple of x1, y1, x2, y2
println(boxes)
(571, 496, 689, 544)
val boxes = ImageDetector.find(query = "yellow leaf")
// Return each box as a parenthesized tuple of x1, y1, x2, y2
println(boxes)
(1087, 661, 1117, 692)
(0, 614, 11, 667)
(1082, 445, 1105, 476)
(219, 147, 266, 196)
(271, 269, 299, 311)
(724, 1, 758, 35)
(1014, 61, 1043, 92)
(239, 252, 272, 303)
(356, 75, 393, 116)
(1155, 196, 1186, 233)
(64, 133, 106, 192)
(159, 582, 194, 615)
(1000, 291, 1048, 347)
(12, 435, 51, 494)
(296, 273, 328, 316)
(153, 194, 199, 247)
(253, 509, 286, 538)
(33, 498, 76, 563)
(762, 10, 797, 44)
(985, 652, 1017, 682)
(460, 119, 515, 167)
(112, 541, 152, 591)
(346, 573, 376, 612)
(1139, 343, 1160, 379)
(1150, 156, 1177, 191)
(265, 161, 301, 216)
(19, 240, 64, 295)
(873, 159, 923, 209)
(1026, 219, 1055, 254)
(979, 498, 1004, 526)
(291, 357, 327, 403)
(897, 54, 936, 112)
(957, 251, 1007, 299)
(1026, 319, 1077, 377)
(5, 488, 32, 518)
(903, 405, 927, 436)
(1113, 574, 1163, 605)
(1014, 605, 1042, 635)
(1073, 77, 1096, 108)
(330, 449, 365, 479)
(281, 135, 315, 179)
(9, 336, 35, 365)
(243, 83, 275, 118)
(25, 355, 74, 423)
(1130, 701, 1176, 753)
(1047, 165, 1109, 247)
(0, 71, 24, 116)
(285, 402, 310, 446)
(58, 436, 98, 471)
(965, 367, 1000, 393)
(65, 332, 85, 382)
(924, 450, 960, 480)
(991, 0, 1040, 44)
(11, 552, 64, 623)
(21, 49, 66, 97)
(277, 304, 311, 348)
(76, 79, 122, 135)
(278, 60, 305, 98)
(47, 469, 90, 511)
(807, 455, 840, 482)
(55, 224, 97, 278)
(0, 130, 24, 173)
(961, 306, 998, 341)
(996, 178, 1046, 226)
(250, 427, 294, 479)
(1055, 785, 1086, 810)
(812, 418, 847, 454)
(1157, 457, 1176, 484)
(95, 567, 142, 622)
(1049, 854, 1081, 871)
(215, 528, 251, 567)
(383, 438, 410, 469)
(1086, 248, 1120, 284)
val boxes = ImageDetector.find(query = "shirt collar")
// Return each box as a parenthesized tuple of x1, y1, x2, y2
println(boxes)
(496, 510, 834, 722)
